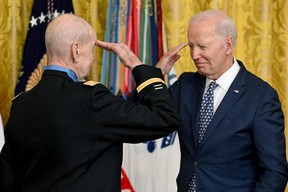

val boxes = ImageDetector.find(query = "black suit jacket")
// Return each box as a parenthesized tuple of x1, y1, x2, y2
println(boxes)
(0, 65, 179, 192)
(170, 61, 288, 192)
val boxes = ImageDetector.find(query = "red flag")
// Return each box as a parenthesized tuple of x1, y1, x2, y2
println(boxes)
(121, 168, 135, 192)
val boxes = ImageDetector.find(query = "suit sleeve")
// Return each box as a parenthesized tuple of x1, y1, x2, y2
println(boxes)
(90, 65, 180, 143)
(253, 87, 288, 191)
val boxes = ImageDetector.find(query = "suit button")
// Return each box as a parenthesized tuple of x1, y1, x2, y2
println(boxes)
(194, 161, 198, 166)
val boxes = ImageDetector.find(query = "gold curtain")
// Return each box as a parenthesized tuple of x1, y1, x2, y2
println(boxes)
(0, 0, 287, 190)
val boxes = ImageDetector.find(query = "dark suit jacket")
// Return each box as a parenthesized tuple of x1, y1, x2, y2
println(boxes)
(170, 60, 288, 192)
(0, 65, 179, 192)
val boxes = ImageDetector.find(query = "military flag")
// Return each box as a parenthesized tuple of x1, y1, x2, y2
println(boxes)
(101, 1, 180, 191)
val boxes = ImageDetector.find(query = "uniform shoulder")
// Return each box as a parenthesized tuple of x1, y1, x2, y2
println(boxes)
(83, 80, 100, 86)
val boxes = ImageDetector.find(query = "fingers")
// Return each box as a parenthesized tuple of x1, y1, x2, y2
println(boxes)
(95, 40, 128, 55)
(95, 40, 117, 52)
(156, 42, 187, 75)
(170, 54, 181, 63)
(96, 40, 186, 72)
(165, 42, 187, 57)
(96, 40, 142, 69)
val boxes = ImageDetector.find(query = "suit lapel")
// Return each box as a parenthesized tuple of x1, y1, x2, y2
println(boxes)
(198, 62, 247, 148)
(180, 73, 206, 148)
(191, 76, 206, 147)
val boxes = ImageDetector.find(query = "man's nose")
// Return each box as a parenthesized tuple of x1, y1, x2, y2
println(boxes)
(191, 47, 201, 60)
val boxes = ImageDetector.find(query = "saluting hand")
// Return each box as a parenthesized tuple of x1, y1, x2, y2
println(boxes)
(156, 42, 187, 75)
(96, 40, 142, 70)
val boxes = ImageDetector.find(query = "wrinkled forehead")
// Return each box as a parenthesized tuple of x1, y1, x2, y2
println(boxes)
(188, 20, 218, 38)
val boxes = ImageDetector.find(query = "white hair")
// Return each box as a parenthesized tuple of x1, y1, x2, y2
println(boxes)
(189, 10, 237, 46)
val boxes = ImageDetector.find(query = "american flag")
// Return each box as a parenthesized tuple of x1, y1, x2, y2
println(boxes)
(15, 0, 74, 95)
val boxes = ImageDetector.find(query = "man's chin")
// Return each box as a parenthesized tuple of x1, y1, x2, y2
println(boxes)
(197, 68, 207, 75)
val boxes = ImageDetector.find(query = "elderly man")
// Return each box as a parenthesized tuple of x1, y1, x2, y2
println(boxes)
(0, 14, 186, 192)
(157, 9, 288, 192)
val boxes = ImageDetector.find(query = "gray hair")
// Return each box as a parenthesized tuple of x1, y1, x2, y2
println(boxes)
(189, 10, 237, 46)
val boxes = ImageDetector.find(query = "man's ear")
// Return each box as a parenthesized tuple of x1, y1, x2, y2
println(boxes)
(225, 36, 233, 55)
(72, 42, 80, 62)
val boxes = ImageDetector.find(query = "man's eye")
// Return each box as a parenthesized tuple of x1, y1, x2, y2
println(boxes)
(199, 45, 206, 49)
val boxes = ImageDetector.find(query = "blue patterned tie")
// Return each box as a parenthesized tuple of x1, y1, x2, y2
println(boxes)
(198, 81, 218, 143)
(187, 81, 218, 192)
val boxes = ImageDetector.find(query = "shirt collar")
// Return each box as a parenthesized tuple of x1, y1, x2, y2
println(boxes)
(206, 58, 240, 91)
(43, 65, 78, 82)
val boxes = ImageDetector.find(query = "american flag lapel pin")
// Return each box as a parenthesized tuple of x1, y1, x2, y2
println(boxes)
(234, 89, 239, 93)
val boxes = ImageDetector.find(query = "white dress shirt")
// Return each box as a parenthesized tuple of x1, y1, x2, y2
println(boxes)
(204, 58, 241, 113)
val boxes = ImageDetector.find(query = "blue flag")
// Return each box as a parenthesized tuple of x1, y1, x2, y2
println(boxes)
(15, 0, 74, 95)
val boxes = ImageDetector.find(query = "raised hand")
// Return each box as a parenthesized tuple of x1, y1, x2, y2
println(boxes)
(96, 40, 142, 70)
(156, 43, 187, 75)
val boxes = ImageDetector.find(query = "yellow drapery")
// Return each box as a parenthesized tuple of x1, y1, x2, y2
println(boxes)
(0, 0, 287, 190)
